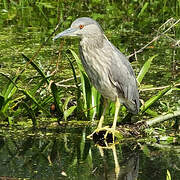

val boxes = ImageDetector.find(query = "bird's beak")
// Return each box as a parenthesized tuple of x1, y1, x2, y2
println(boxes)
(53, 27, 77, 40)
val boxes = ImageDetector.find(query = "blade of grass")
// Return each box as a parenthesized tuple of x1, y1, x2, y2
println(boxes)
(166, 169, 171, 180)
(137, 54, 158, 84)
(19, 89, 50, 116)
(66, 54, 80, 90)
(0, 73, 19, 115)
(0, 72, 18, 100)
(70, 49, 92, 116)
(63, 96, 73, 111)
(50, 82, 63, 119)
(69, 49, 84, 72)
(31, 77, 50, 95)
(138, 2, 149, 17)
(0, 96, 5, 110)
(82, 71, 92, 117)
(140, 86, 172, 113)
(144, 108, 159, 117)
(67, 51, 86, 120)
(21, 101, 36, 127)
(91, 86, 101, 119)
(22, 54, 49, 85)
(64, 106, 76, 121)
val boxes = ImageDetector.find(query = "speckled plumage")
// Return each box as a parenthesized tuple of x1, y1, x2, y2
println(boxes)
(54, 17, 139, 114)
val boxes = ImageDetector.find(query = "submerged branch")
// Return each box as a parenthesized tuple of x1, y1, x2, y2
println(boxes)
(112, 110, 180, 139)
(146, 110, 180, 126)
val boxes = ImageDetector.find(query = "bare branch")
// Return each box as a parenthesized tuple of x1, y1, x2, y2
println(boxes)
(128, 18, 180, 58)
(139, 83, 180, 91)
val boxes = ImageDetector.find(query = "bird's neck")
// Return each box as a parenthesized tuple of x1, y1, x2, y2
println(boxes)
(80, 35, 104, 50)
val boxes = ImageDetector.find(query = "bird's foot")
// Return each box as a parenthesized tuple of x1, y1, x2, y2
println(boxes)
(104, 127, 119, 142)
(87, 126, 109, 139)
(87, 126, 119, 144)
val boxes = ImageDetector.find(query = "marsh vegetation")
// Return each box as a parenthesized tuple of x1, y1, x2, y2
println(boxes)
(0, 0, 179, 179)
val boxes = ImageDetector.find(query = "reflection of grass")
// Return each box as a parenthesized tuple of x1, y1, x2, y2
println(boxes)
(0, 125, 178, 179)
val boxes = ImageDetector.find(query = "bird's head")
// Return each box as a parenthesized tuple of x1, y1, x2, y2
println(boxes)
(53, 17, 103, 40)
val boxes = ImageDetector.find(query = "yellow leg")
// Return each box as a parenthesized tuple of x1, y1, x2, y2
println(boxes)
(97, 99, 108, 128)
(112, 98, 121, 130)
(87, 99, 108, 139)
(87, 98, 120, 142)
(104, 98, 120, 142)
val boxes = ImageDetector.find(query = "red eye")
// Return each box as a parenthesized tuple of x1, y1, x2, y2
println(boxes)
(79, 25, 84, 29)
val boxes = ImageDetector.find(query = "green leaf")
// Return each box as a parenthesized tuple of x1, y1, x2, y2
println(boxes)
(70, 49, 92, 116)
(22, 54, 49, 85)
(38, 2, 54, 9)
(91, 86, 101, 119)
(0, 96, 5, 110)
(141, 144, 151, 157)
(144, 108, 158, 117)
(82, 72, 92, 114)
(31, 78, 49, 95)
(63, 96, 74, 111)
(0, 72, 18, 100)
(69, 49, 84, 72)
(0, 73, 18, 114)
(137, 54, 158, 84)
(66, 54, 86, 119)
(20, 89, 50, 115)
(140, 86, 172, 113)
(138, 2, 149, 17)
(166, 169, 171, 180)
(64, 106, 76, 121)
(66, 54, 80, 89)
(50, 82, 63, 118)
(21, 101, 36, 127)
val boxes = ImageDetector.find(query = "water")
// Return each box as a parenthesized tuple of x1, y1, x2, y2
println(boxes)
(0, 1, 179, 179)
(0, 126, 179, 180)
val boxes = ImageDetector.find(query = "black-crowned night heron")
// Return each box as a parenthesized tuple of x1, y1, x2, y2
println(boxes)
(53, 17, 139, 140)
